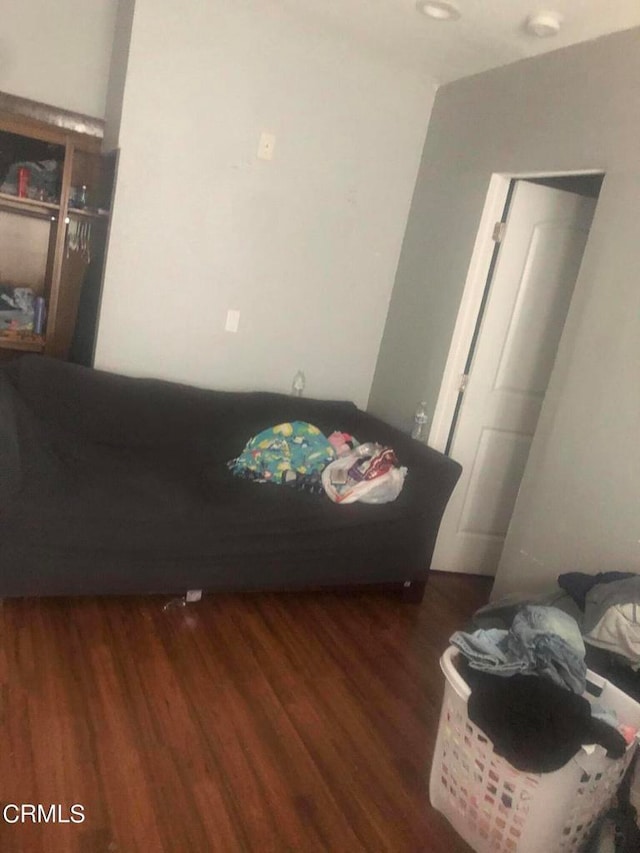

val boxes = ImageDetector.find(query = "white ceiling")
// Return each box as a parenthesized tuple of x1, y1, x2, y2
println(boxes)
(281, 0, 640, 83)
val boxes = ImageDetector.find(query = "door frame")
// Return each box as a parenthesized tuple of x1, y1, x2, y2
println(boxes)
(428, 168, 605, 454)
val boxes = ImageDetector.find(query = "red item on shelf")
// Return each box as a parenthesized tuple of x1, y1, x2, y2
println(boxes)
(17, 167, 30, 198)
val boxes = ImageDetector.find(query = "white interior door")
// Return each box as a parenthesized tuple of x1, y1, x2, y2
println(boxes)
(433, 180, 596, 575)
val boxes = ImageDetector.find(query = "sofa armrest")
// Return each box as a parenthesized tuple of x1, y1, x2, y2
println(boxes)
(0, 373, 21, 502)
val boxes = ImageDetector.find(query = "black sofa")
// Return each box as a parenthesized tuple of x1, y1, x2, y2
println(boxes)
(0, 356, 461, 601)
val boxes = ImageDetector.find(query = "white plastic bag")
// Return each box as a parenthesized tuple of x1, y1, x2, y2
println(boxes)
(322, 453, 407, 504)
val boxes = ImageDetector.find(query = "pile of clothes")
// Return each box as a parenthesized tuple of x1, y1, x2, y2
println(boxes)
(227, 421, 407, 504)
(559, 572, 640, 684)
(453, 575, 640, 851)
(451, 605, 630, 774)
(0, 286, 35, 331)
(471, 572, 640, 702)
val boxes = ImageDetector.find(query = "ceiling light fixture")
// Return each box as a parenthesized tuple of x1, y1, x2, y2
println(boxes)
(524, 11, 563, 37)
(416, 1, 461, 22)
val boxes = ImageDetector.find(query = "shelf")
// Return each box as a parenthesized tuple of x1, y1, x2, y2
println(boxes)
(0, 191, 59, 220)
(68, 207, 110, 219)
(0, 332, 45, 352)
(0, 112, 116, 362)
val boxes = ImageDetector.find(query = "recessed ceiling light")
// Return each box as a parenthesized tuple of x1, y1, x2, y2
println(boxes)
(416, 1, 461, 22)
(525, 11, 563, 37)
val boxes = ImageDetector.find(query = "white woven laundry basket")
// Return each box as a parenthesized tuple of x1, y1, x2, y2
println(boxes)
(429, 647, 640, 853)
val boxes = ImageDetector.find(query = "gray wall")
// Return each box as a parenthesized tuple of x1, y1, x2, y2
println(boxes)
(369, 28, 640, 594)
(0, 0, 116, 117)
(95, 0, 436, 408)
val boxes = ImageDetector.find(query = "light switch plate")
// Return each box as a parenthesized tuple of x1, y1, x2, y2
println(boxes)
(225, 309, 240, 333)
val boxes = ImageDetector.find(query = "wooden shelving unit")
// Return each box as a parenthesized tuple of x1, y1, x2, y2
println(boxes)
(0, 96, 115, 361)
(0, 332, 45, 352)
(0, 191, 59, 220)
(68, 207, 109, 219)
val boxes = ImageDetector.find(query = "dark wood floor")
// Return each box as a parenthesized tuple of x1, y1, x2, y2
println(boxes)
(0, 573, 491, 852)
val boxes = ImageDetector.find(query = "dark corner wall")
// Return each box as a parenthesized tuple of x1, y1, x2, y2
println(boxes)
(368, 27, 640, 594)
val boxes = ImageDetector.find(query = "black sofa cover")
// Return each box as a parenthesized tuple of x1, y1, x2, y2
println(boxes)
(0, 356, 461, 599)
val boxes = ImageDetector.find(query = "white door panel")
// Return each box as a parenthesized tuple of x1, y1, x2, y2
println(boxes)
(494, 223, 588, 396)
(433, 181, 596, 575)
(459, 428, 532, 538)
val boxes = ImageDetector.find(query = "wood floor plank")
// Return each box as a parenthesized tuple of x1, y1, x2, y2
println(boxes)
(0, 573, 490, 852)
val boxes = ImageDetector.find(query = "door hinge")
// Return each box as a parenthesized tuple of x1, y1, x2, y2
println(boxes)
(492, 221, 506, 243)
(459, 373, 469, 393)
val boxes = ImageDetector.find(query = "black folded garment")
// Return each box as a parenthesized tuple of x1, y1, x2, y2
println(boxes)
(465, 668, 626, 773)
(558, 571, 634, 611)
(586, 646, 640, 703)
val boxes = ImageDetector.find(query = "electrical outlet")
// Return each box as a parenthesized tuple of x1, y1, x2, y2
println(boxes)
(258, 132, 276, 161)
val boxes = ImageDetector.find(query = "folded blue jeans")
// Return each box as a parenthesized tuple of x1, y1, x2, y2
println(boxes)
(451, 605, 586, 694)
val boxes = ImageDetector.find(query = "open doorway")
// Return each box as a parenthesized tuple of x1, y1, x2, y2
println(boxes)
(430, 171, 604, 575)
